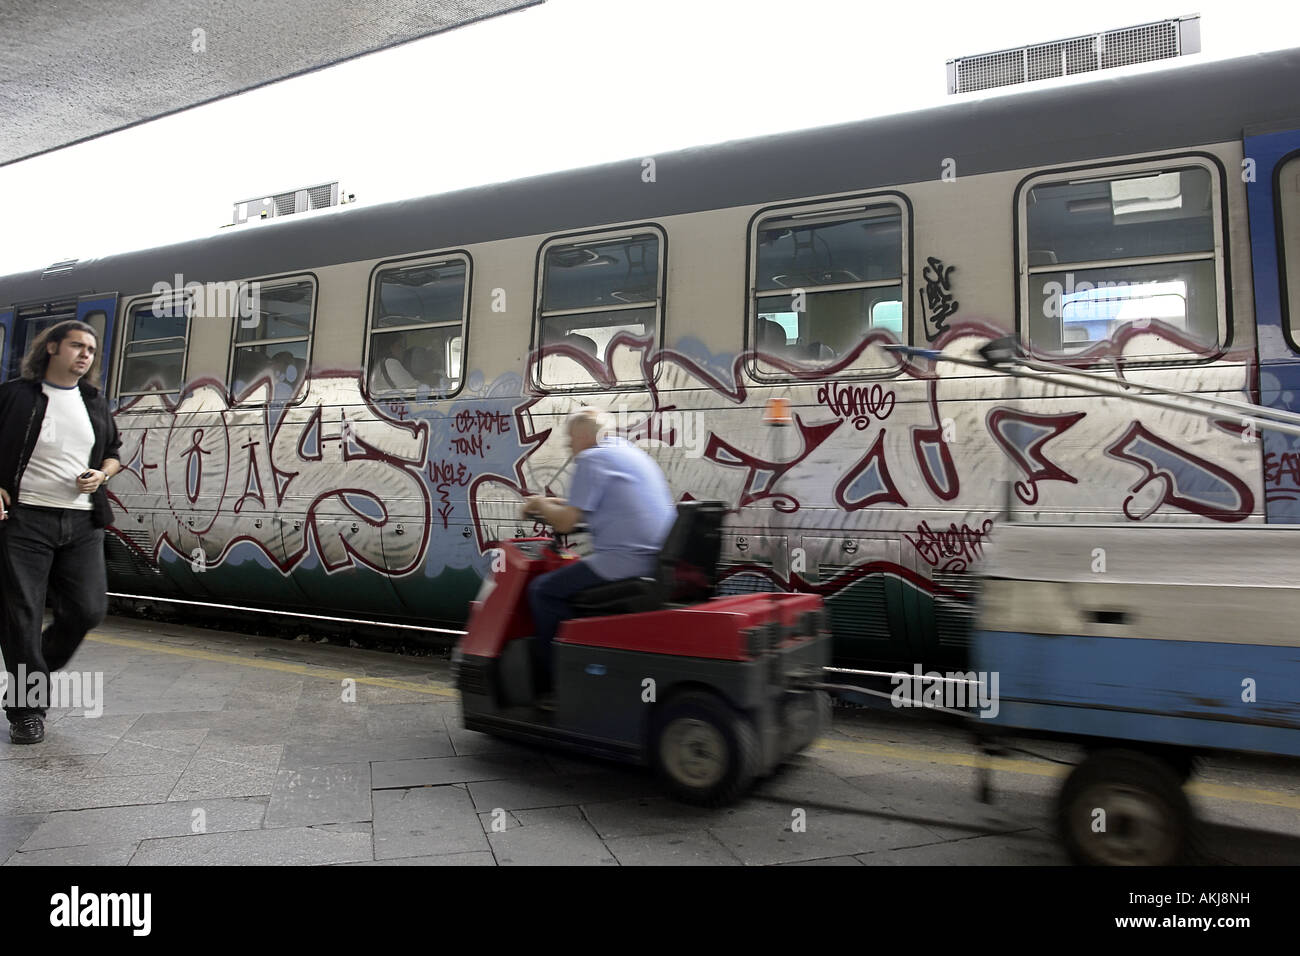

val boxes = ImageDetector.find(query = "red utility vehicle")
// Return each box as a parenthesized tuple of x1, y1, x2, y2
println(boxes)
(453, 501, 832, 805)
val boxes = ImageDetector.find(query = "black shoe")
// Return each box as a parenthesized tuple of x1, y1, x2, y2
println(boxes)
(536, 692, 557, 712)
(9, 715, 44, 745)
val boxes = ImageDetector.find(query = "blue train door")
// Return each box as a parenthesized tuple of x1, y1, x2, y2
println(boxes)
(9, 294, 117, 392)
(76, 293, 118, 393)
(1245, 126, 1300, 522)
(11, 303, 75, 380)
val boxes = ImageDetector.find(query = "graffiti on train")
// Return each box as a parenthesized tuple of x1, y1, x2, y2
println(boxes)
(110, 375, 431, 574)
(468, 324, 1261, 560)
(105, 324, 1263, 587)
(904, 518, 995, 572)
(816, 381, 895, 430)
(1265, 450, 1300, 504)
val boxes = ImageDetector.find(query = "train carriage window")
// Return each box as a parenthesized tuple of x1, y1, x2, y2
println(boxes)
(534, 230, 664, 390)
(1021, 163, 1223, 360)
(118, 294, 190, 398)
(230, 279, 314, 403)
(1279, 154, 1300, 340)
(0, 325, 6, 381)
(750, 201, 906, 379)
(367, 256, 469, 399)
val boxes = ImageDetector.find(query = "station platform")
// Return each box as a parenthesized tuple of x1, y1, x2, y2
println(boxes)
(2, 616, 1298, 866)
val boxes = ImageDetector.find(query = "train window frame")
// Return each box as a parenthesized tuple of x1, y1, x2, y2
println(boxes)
(227, 274, 317, 406)
(1015, 154, 1229, 365)
(364, 252, 472, 402)
(114, 289, 193, 403)
(745, 193, 911, 384)
(1276, 151, 1300, 348)
(530, 224, 667, 394)
(0, 324, 7, 382)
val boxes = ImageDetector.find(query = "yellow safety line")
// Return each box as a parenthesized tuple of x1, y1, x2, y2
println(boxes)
(85, 632, 459, 698)
(813, 739, 1300, 810)
(1183, 780, 1300, 811)
(85, 632, 1300, 810)
(813, 738, 1067, 778)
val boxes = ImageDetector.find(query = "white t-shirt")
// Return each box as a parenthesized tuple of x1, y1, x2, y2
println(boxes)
(19, 382, 95, 510)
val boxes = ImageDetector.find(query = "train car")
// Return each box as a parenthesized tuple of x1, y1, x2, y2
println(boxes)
(2, 47, 1298, 671)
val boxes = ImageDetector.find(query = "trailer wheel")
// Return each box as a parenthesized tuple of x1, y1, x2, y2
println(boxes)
(1057, 749, 1191, 866)
(652, 691, 759, 807)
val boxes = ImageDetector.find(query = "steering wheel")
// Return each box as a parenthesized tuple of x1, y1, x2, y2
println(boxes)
(547, 523, 588, 555)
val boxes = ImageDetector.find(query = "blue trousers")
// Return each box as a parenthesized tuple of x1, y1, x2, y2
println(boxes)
(0, 504, 106, 720)
(527, 559, 605, 688)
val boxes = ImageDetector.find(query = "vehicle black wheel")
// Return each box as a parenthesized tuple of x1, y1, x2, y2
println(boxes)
(1166, 749, 1198, 784)
(782, 690, 831, 756)
(1057, 749, 1191, 866)
(652, 691, 759, 807)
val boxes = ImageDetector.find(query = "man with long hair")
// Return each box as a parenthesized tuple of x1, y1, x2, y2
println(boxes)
(0, 320, 121, 744)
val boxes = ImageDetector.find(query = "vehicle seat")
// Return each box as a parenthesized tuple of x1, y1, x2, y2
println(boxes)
(757, 318, 788, 353)
(569, 500, 726, 617)
(562, 333, 598, 356)
(406, 346, 435, 380)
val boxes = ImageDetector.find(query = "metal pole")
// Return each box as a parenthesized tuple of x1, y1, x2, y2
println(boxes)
(764, 397, 793, 594)
(885, 344, 1300, 439)
(1015, 353, 1300, 428)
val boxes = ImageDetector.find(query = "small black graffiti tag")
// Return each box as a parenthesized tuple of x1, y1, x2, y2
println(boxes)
(920, 256, 958, 340)
(816, 382, 896, 430)
(903, 518, 993, 572)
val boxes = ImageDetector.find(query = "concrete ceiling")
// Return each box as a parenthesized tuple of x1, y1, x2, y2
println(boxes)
(0, 0, 541, 167)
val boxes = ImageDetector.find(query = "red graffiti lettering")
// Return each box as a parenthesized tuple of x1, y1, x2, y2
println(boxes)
(1265, 451, 1300, 489)
(451, 434, 485, 457)
(455, 410, 511, 435)
(428, 460, 472, 487)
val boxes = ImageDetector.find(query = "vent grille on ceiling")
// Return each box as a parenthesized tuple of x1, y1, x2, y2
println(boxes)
(41, 259, 78, 279)
(233, 181, 341, 224)
(946, 16, 1200, 94)
(307, 184, 333, 209)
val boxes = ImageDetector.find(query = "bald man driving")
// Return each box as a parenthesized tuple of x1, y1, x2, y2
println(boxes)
(521, 407, 675, 705)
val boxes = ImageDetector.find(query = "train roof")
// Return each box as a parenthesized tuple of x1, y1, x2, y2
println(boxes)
(5, 45, 1300, 307)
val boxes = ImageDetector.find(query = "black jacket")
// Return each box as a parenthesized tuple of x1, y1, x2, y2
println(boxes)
(0, 377, 122, 528)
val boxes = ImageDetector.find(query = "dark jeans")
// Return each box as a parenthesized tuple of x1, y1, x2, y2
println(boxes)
(0, 504, 106, 720)
(527, 559, 605, 689)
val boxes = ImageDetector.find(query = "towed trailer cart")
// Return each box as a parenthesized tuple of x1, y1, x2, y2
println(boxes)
(889, 338, 1300, 865)
(974, 521, 1300, 864)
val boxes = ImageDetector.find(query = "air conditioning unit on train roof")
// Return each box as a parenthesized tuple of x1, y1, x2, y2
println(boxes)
(946, 15, 1201, 95)
(230, 181, 354, 225)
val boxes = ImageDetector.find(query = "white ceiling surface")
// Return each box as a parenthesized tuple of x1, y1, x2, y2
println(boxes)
(0, 0, 540, 166)
(2, 0, 1298, 275)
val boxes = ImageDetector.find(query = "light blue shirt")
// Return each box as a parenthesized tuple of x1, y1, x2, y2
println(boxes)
(568, 436, 676, 580)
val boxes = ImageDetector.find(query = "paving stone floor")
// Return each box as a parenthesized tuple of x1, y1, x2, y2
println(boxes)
(1, 616, 1297, 866)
